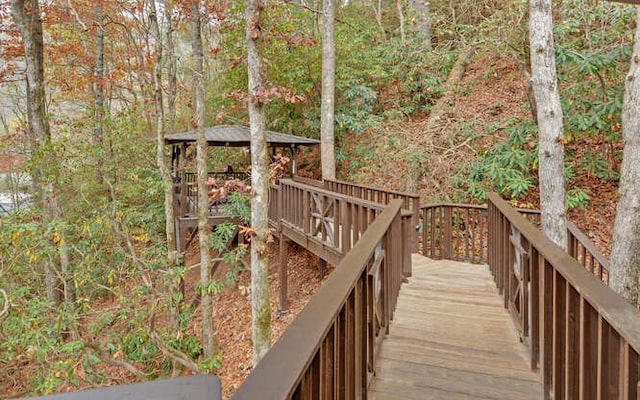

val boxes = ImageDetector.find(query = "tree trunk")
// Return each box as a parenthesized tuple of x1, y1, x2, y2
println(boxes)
(529, 0, 567, 249)
(395, 0, 406, 42)
(321, 0, 336, 181)
(245, 0, 272, 366)
(191, 0, 218, 360)
(372, 0, 387, 42)
(609, 6, 640, 306)
(11, 0, 47, 205)
(11, 0, 65, 306)
(149, 0, 179, 329)
(408, 0, 431, 49)
(94, 4, 105, 146)
(162, 0, 182, 335)
(164, 0, 177, 137)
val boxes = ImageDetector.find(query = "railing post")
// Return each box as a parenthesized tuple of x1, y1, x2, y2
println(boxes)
(412, 198, 419, 253)
(443, 206, 452, 260)
(279, 237, 289, 311)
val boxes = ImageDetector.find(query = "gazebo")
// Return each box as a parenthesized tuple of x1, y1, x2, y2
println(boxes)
(164, 125, 319, 250)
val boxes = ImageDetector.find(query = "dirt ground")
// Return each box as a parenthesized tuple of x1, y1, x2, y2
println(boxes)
(204, 241, 331, 399)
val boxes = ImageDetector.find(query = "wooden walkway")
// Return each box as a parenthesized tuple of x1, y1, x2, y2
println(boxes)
(369, 254, 542, 400)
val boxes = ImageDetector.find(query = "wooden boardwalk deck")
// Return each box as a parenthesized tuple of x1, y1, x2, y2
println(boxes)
(369, 254, 542, 400)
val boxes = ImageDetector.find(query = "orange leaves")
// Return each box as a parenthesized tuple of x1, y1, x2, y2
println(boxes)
(228, 86, 307, 106)
(269, 153, 290, 183)
(208, 177, 251, 202)
(239, 225, 257, 238)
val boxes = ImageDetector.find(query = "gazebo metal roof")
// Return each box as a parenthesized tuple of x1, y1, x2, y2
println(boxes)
(164, 125, 319, 147)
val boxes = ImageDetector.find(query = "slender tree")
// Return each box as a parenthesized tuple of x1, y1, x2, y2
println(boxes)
(395, 0, 406, 42)
(245, 0, 272, 366)
(148, 0, 181, 329)
(11, 0, 66, 306)
(164, 0, 178, 137)
(321, 0, 336, 180)
(609, 6, 640, 306)
(94, 2, 105, 146)
(191, 0, 218, 359)
(529, 0, 567, 249)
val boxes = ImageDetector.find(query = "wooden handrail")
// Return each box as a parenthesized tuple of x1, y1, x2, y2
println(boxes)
(233, 200, 405, 399)
(488, 193, 640, 399)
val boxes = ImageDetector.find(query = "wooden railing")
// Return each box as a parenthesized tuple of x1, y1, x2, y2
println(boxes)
(420, 203, 489, 263)
(278, 179, 385, 263)
(277, 179, 412, 275)
(232, 200, 406, 399)
(567, 221, 610, 283)
(419, 203, 539, 264)
(324, 179, 420, 252)
(175, 171, 249, 217)
(419, 203, 610, 283)
(268, 184, 280, 227)
(488, 193, 640, 399)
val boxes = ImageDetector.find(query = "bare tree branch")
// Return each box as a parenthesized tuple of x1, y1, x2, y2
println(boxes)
(149, 301, 201, 373)
(66, 0, 88, 31)
(85, 343, 149, 381)
(0, 289, 10, 319)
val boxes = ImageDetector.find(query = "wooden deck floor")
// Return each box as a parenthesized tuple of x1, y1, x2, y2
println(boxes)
(369, 254, 542, 400)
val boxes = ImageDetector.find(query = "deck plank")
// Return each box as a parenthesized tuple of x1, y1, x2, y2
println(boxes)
(369, 254, 542, 399)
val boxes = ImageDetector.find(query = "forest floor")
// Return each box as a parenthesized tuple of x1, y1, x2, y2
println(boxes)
(341, 49, 618, 256)
(187, 242, 331, 399)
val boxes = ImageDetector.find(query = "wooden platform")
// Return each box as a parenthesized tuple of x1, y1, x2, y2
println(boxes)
(369, 254, 542, 400)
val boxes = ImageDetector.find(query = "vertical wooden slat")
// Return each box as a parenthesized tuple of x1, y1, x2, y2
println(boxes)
(565, 285, 580, 400)
(530, 246, 540, 371)
(358, 272, 367, 399)
(279, 238, 289, 311)
(624, 346, 638, 400)
(443, 206, 452, 259)
(580, 299, 598, 400)
(597, 316, 607, 400)
(553, 272, 567, 399)
(347, 291, 355, 399)
(541, 259, 554, 399)
(606, 329, 621, 400)
(311, 352, 321, 400)
(337, 307, 346, 400)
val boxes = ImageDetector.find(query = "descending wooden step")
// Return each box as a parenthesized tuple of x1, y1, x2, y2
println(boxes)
(369, 254, 542, 400)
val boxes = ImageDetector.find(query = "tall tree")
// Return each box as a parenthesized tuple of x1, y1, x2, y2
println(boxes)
(609, 6, 640, 306)
(11, 0, 67, 306)
(93, 2, 105, 146)
(321, 0, 336, 180)
(11, 0, 47, 205)
(529, 0, 567, 249)
(191, 0, 218, 359)
(245, 0, 272, 365)
(164, 0, 178, 137)
(148, 0, 181, 329)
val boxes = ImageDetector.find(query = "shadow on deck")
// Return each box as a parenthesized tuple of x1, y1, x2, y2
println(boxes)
(370, 255, 541, 399)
